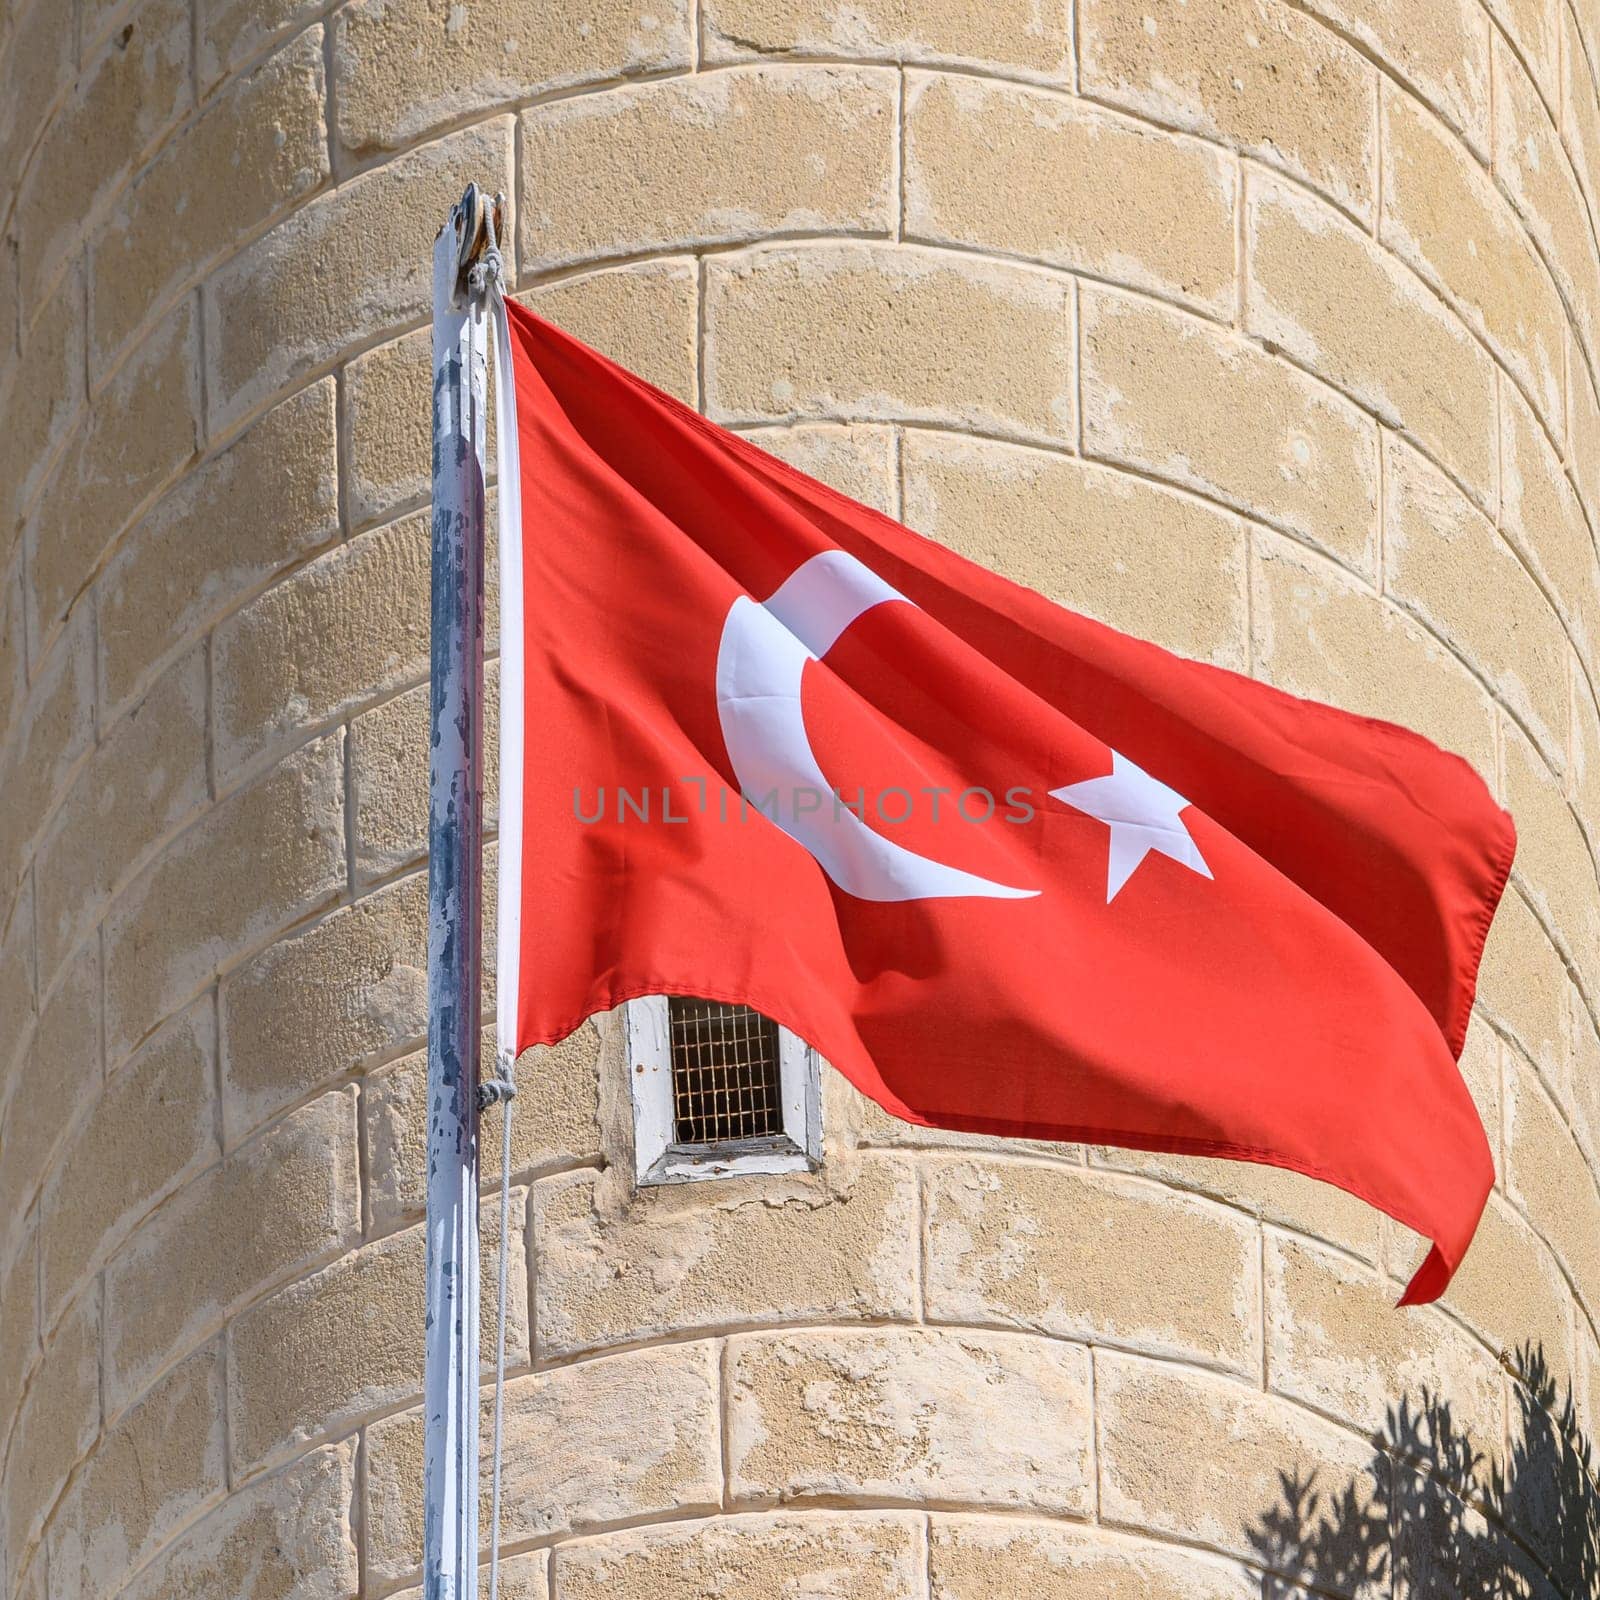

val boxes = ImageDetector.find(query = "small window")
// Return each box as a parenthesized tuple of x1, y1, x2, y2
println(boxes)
(626, 996, 822, 1185)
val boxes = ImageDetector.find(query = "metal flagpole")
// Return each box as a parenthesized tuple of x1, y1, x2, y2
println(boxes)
(423, 183, 497, 1600)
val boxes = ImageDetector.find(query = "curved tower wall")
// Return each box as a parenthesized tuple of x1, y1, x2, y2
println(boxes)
(2, 0, 1599, 1595)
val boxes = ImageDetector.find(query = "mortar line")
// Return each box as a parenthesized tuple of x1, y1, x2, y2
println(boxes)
(354, 1425, 370, 1600)
(211, 983, 226, 1159)
(1242, 519, 1255, 677)
(1257, 1222, 1268, 1391)
(695, 255, 708, 416)
(1234, 153, 1247, 327)
(717, 1337, 732, 1511)
(896, 67, 908, 242)
(1071, 276, 1084, 456)
(1371, 68, 1383, 240)
(1088, 1345, 1102, 1523)
(321, 7, 341, 183)
(1374, 420, 1387, 594)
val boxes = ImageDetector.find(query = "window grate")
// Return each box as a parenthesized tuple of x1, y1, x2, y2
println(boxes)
(668, 998, 784, 1144)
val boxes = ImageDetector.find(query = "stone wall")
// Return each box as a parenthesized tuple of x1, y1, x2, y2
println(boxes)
(2, 0, 1599, 1595)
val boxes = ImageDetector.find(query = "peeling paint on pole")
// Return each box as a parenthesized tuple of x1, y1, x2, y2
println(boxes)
(423, 200, 488, 1600)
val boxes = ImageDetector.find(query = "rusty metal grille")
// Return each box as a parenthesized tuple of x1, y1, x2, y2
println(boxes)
(668, 998, 784, 1144)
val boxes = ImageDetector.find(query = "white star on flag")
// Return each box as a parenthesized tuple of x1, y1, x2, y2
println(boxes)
(1050, 750, 1213, 903)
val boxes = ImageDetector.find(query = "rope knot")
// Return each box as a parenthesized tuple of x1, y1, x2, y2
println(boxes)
(477, 1075, 516, 1111)
(468, 243, 503, 301)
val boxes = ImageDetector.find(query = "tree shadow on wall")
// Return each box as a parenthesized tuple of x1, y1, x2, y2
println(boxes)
(1247, 1345, 1599, 1598)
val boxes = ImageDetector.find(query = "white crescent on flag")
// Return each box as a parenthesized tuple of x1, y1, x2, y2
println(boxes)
(715, 550, 1039, 902)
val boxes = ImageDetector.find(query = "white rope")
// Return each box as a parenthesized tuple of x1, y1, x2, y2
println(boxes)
(486, 1055, 516, 1600)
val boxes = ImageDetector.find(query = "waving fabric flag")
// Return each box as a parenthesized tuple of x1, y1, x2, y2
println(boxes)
(488, 294, 1513, 1305)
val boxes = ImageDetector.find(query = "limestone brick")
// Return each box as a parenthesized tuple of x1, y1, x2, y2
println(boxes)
(930, 1516, 1259, 1600)
(1574, 350, 1600, 528)
(40, 997, 218, 1329)
(521, 66, 896, 273)
(1504, 1056, 1600, 1321)
(196, 0, 324, 91)
(32, 647, 207, 992)
(1088, 1138, 1384, 1267)
(0, 259, 83, 541)
(1264, 1232, 1504, 1471)
(705, 243, 1074, 445)
(206, 119, 513, 434)
(901, 429, 1247, 666)
(1297, 0, 1490, 156)
(221, 872, 425, 1144)
(117, 1441, 360, 1600)
(520, 259, 701, 405)
(0, 873, 36, 1115)
(1564, 9, 1600, 261)
(1251, 532, 1497, 782)
(534, 1155, 918, 1358)
(1504, 727, 1600, 1000)
(0, 0, 75, 216)
(364, 1026, 602, 1229)
(341, 326, 437, 531)
(0, 1218, 36, 1457)
(347, 663, 498, 885)
(701, 0, 1071, 81)
(904, 73, 1237, 320)
(1566, 984, 1600, 1176)
(736, 423, 897, 512)
(13, 0, 191, 323)
(102, 1088, 360, 1415)
(1459, 1016, 1505, 1172)
(24, 295, 200, 655)
(1487, 0, 1561, 109)
(1477, 885, 1568, 1082)
(363, 1344, 721, 1585)
(1500, 383, 1600, 661)
(96, 380, 339, 723)
(556, 1515, 924, 1600)
(924, 1157, 1261, 1376)
(1384, 436, 1568, 774)
(1441, 1191, 1573, 1389)
(726, 1328, 1094, 1513)
(227, 1198, 528, 1474)
(102, 732, 345, 1064)
(0, 934, 100, 1267)
(3, 1283, 100, 1556)
(1380, 84, 1564, 433)
(0, 604, 95, 908)
(1496, 34, 1600, 383)
(90, 29, 329, 377)
(1082, 288, 1378, 573)
(1247, 173, 1496, 509)
(1096, 1351, 1383, 1586)
(0, 564, 19, 757)
(212, 510, 430, 782)
(47, 1346, 227, 1600)
(336, 0, 693, 155)
(1079, 0, 1376, 222)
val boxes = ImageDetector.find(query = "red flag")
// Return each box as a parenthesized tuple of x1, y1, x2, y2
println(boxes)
(490, 296, 1512, 1305)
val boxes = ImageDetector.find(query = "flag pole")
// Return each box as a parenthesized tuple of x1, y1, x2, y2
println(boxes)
(423, 183, 495, 1600)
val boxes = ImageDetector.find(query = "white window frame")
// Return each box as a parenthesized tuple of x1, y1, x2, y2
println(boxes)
(625, 996, 823, 1185)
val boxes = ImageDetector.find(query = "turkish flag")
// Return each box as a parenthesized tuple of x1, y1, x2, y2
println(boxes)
(491, 297, 1513, 1305)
